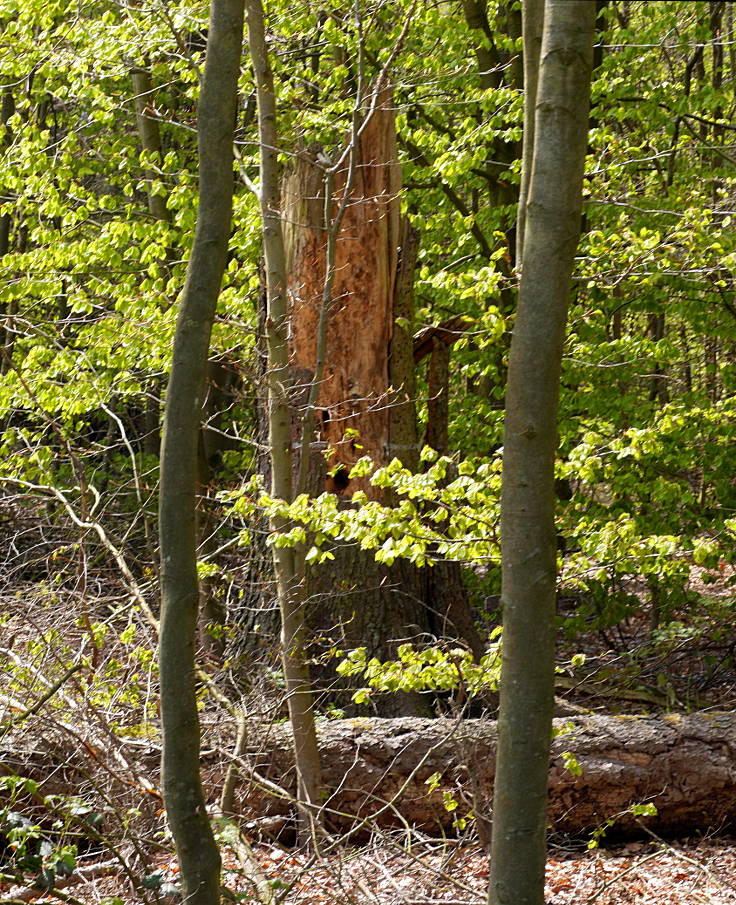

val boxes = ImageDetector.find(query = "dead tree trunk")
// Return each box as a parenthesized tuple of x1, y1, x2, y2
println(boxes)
(281, 97, 482, 712)
(282, 95, 400, 497)
(230, 712, 736, 840)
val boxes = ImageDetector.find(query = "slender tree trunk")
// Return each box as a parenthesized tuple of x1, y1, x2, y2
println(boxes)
(516, 0, 544, 269)
(130, 65, 167, 460)
(426, 336, 450, 457)
(131, 67, 170, 225)
(388, 218, 420, 472)
(0, 88, 15, 373)
(648, 311, 669, 406)
(245, 0, 323, 834)
(158, 2, 244, 903)
(488, 4, 595, 905)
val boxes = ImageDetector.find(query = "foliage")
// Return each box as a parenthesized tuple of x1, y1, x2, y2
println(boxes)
(226, 450, 501, 569)
(335, 633, 502, 705)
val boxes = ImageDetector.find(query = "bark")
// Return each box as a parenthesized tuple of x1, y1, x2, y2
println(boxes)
(516, 0, 544, 269)
(490, 5, 595, 905)
(388, 218, 420, 471)
(245, 0, 323, 832)
(131, 67, 170, 224)
(423, 327, 484, 661)
(228, 712, 736, 840)
(426, 336, 450, 456)
(647, 311, 669, 406)
(198, 358, 241, 658)
(131, 66, 169, 459)
(0, 89, 12, 258)
(158, 2, 244, 903)
(462, 0, 521, 212)
(461, 0, 520, 292)
(282, 100, 480, 711)
(0, 88, 15, 373)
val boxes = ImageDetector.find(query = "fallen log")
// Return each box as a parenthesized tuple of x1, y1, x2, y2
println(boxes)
(232, 712, 736, 838)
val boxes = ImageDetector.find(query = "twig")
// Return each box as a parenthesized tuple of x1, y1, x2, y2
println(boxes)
(585, 848, 664, 904)
(0, 663, 83, 739)
(637, 824, 736, 892)
(0, 860, 118, 903)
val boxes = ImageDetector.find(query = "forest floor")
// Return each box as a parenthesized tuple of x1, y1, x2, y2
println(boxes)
(227, 836, 736, 905)
(4, 835, 736, 904)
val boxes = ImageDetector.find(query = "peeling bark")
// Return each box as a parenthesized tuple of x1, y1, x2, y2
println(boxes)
(283, 93, 400, 498)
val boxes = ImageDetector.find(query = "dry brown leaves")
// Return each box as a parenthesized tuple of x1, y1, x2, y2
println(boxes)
(5, 837, 736, 905)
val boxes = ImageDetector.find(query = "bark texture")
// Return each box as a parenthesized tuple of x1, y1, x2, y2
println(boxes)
(516, 0, 544, 268)
(131, 68, 170, 224)
(158, 2, 244, 902)
(0, 88, 15, 372)
(388, 218, 420, 471)
(225, 713, 736, 839)
(491, 4, 595, 905)
(6, 713, 736, 848)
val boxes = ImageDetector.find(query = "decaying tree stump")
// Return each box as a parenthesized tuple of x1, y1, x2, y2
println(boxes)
(229, 712, 736, 838)
(278, 95, 481, 712)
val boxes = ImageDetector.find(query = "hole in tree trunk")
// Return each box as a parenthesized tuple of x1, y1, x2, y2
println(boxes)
(330, 466, 351, 493)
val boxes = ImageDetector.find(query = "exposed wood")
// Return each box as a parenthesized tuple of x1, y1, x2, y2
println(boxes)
(280, 95, 482, 715)
(282, 92, 400, 498)
(412, 315, 470, 364)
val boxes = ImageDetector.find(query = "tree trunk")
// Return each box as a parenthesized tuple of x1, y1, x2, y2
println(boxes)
(516, 0, 544, 269)
(281, 101, 481, 709)
(229, 712, 736, 840)
(389, 218, 420, 472)
(158, 2, 244, 902)
(245, 0, 323, 835)
(648, 311, 669, 406)
(489, 4, 595, 905)
(283, 94, 400, 498)
(0, 88, 15, 373)
(131, 67, 170, 225)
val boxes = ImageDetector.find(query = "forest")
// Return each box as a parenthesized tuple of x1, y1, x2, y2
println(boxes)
(1, 0, 736, 903)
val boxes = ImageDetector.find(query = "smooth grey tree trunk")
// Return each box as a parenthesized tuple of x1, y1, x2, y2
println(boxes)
(158, 2, 244, 903)
(131, 67, 170, 225)
(516, 0, 544, 269)
(488, 4, 595, 905)
(245, 0, 323, 836)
